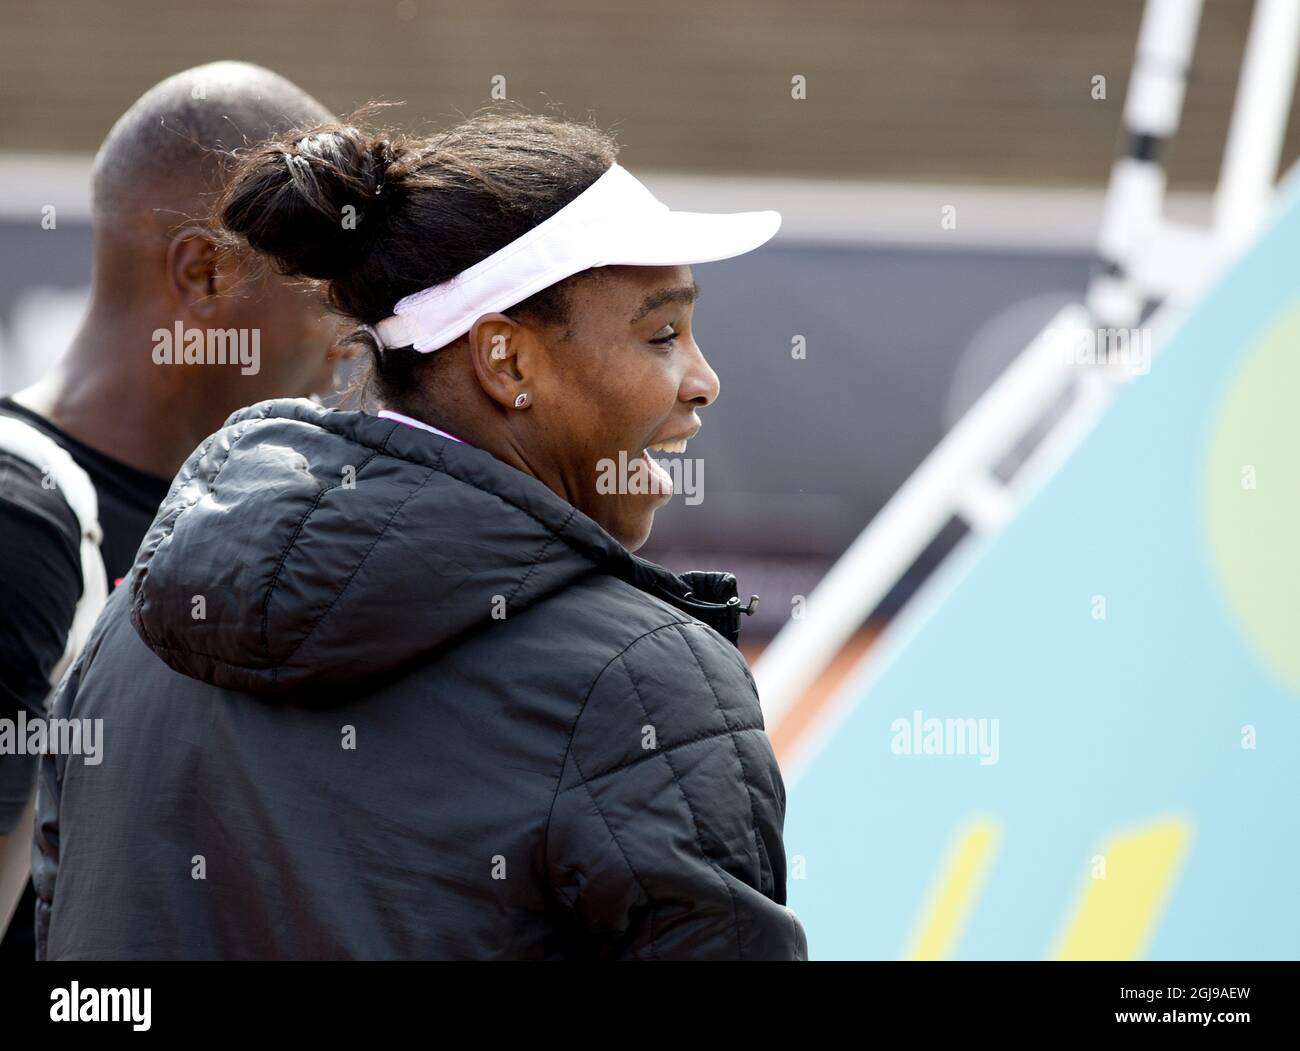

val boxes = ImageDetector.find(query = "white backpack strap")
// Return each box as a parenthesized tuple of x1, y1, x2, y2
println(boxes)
(0, 415, 109, 690)
(0, 414, 111, 941)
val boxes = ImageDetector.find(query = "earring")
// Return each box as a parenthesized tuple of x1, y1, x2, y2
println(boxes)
(514, 392, 530, 409)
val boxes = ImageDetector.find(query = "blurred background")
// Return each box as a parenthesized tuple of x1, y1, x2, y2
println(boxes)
(3, 0, 1287, 637)
(4, 0, 1300, 960)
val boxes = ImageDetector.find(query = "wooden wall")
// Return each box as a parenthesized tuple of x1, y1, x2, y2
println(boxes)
(0, 0, 1287, 188)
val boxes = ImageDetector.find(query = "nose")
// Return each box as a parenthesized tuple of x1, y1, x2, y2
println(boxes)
(681, 342, 721, 408)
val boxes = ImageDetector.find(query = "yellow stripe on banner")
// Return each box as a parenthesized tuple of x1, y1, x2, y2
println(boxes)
(903, 817, 1000, 960)
(1052, 817, 1192, 960)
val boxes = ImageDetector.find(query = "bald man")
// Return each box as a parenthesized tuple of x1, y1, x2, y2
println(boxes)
(0, 62, 345, 957)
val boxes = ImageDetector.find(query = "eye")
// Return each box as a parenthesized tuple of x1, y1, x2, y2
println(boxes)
(650, 325, 678, 346)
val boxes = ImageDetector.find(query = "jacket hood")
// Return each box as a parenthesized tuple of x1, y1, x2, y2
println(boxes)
(129, 399, 751, 700)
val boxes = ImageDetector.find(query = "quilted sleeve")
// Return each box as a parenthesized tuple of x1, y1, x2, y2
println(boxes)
(545, 621, 807, 960)
(31, 644, 82, 961)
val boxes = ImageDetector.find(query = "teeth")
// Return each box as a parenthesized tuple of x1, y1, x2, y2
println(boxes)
(646, 439, 688, 454)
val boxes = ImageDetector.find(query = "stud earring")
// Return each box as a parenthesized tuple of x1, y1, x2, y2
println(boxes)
(514, 392, 530, 409)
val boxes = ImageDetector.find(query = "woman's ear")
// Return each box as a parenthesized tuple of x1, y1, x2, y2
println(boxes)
(466, 313, 532, 410)
(165, 228, 220, 321)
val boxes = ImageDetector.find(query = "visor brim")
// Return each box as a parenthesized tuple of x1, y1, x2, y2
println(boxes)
(597, 208, 782, 267)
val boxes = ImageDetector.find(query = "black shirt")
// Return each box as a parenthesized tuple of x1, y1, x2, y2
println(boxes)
(0, 397, 173, 590)
(0, 395, 170, 956)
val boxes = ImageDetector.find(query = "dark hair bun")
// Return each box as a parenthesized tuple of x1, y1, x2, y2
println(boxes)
(219, 125, 394, 280)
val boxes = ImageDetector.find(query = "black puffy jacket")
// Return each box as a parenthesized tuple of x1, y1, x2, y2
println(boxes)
(33, 399, 807, 960)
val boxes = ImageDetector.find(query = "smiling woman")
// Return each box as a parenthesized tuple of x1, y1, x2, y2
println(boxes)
(32, 109, 805, 961)
(215, 113, 777, 551)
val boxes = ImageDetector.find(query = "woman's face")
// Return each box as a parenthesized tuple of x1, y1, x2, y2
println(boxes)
(526, 264, 720, 551)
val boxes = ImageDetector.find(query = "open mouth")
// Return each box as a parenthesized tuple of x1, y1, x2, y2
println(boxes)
(645, 437, 690, 455)
(640, 447, 676, 496)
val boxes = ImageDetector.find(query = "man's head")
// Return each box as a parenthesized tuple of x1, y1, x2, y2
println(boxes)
(90, 62, 347, 409)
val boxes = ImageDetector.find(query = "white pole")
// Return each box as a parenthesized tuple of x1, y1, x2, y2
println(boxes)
(1213, 0, 1300, 250)
(1089, 0, 1204, 326)
(1125, 0, 1204, 137)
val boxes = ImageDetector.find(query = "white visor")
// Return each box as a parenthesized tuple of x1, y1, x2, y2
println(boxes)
(371, 163, 781, 353)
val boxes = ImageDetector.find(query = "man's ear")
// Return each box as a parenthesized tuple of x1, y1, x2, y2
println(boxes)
(466, 313, 531, 410)
(165, 228, 220, 321)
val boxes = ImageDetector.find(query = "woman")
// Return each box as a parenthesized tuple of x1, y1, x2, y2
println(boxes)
(32, 112, 807, 960)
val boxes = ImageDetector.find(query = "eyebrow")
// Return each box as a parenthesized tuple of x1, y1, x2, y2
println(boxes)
(630, 281, 699, 323)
